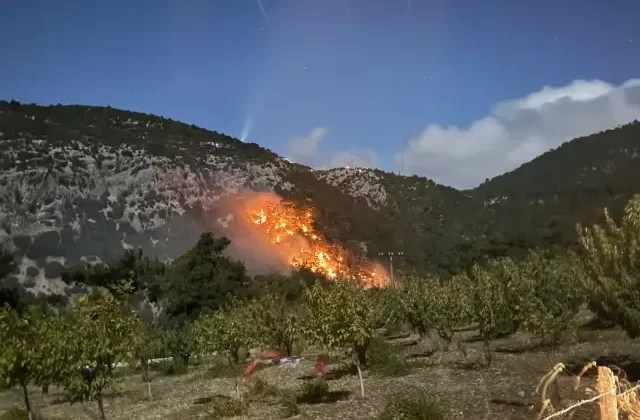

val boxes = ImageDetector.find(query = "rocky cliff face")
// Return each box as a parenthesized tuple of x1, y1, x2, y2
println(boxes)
(0, 101, 410, 295)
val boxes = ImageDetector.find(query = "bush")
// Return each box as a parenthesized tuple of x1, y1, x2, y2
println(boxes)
(0, 408, 29, 420)
(379, 392, 445, 420)
(514, 251, 585, 347)
(367, 339, 412, 377)
(202, 358, 243, 379)
(206, 396, 248, 419)
(249, 378, 282, 398)
(152, 358, 187, 376)
(279, 391, 301, 418)
(297, 379, 330, 404)
(577, 195, 640, 338)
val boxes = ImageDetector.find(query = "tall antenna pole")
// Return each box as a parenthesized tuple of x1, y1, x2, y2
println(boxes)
(378, 251, 404, 284)
(401, 132, 405, 176)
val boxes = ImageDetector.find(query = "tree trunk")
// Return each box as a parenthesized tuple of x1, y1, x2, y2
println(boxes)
(21, 383, 33, 420)
(97, 394, 106, 420)
(285, 341, 293, 357)
(356, 365, 365, 397)
(42, 380, 49, 396)
(483, 338, 492, 367)
(141, 359, 149, 383)
(354, 343, 367, 369)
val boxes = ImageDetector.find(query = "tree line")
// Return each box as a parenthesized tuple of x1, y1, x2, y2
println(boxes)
(2, 195, 640, 419)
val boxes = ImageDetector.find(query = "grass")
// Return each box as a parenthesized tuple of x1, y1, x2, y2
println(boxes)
(248, 378, 301, 418)
(0, 321, 636, 419)
(205, 396, 248, 419)
(296, 380, 330, 404)
(378, 390, 445, 420)
(367, 338, 414, 377)
(0, 408, 28, 420)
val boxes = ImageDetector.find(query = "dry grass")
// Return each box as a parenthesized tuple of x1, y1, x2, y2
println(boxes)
(2, 319, 640, 419)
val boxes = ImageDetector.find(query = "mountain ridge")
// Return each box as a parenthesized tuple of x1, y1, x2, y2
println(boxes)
(2, 99, 640, 297)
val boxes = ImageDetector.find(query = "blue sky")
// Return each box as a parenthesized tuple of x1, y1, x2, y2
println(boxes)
(2, 0, 640, 188)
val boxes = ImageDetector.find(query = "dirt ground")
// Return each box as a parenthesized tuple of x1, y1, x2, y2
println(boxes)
(1, 321, 638, 420)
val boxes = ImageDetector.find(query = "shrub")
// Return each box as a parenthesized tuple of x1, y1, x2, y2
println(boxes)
(367, 338, 412, 377)
(577, 195, 640, 338)
(153, 358, 187, 376)
(206, 396, 248, 419)
(397, 275, 470, 342)
(202, 358, 243, 379)
(279, 391, 301, 418)
(297, 379, 330, 404)
(0, 408, 29, 420)
(379, 391, 445, 420)
(514, 251, 585, 347)
(249, 378, 282, 398)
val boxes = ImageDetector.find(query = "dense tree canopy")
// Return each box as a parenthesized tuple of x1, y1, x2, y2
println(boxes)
(162, 232, 251, 322)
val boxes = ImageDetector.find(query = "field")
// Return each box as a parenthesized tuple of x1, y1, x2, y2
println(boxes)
(1, 311, 636, 420)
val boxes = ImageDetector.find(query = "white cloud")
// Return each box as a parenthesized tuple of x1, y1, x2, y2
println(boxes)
(287, 127, 328, 165)
(286, 127, 378, 169)
(396, 78, 640, 189)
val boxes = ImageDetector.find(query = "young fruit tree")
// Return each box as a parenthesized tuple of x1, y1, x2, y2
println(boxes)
(193, 298, 262, 365)
(302, 281, 385, 369)
(0, 305, 56, 420)
(62, 290, 140, 420)
(577, 194, 640, 338)
(132, 326, 165, 399)
(253, 294, 302, 357)
(397, 275, 470, 342)
(162, 324, 196, 372)
(514, 250, 585, 347)
(463, 258, 521, 366)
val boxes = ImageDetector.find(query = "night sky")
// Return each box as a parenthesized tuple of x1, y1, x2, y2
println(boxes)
(2, 0, 640, 188)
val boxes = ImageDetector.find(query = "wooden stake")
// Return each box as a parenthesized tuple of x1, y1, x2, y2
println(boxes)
(597, 366, 618, 420)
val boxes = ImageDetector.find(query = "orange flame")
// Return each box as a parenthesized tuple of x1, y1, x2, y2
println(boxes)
(245, 194, 388, 287)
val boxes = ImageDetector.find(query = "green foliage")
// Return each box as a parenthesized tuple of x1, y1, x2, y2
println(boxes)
(465, 258, 520, 340)
(302, 281, 384, 367)
(192, 298, 261, 364)
(132, 326, 165, 382)
(162, 324, 196, 372)
(0, 247, 20, 309)
(397, 276, 470, 342)
(279, 391, 301, 418)
(249, 377, 282, 399)
(514, 251, 585, 346)
(61, 291, 140, 419)
(253, 294, 302, 356)
(163, 233, 251, 321)
(0, 246, 15, 281)
(460, 258, 521, 365)
(296, 379, 330, 404)
(205, 396, 248, 419)
(378, 390, 445, 420)
(0, 305, 54, 415)
(577, 195, 640, 338)
(367, 338, 412, 377)
(200, 358, 243, 379)
(62, 249, 166, 301)
(0, 408, 29, 420)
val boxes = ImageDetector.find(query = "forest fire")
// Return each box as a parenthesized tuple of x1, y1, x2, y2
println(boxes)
(243, 193, 389, 287)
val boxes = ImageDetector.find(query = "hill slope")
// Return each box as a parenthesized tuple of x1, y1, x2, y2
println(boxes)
(471, 120, 640, 248)
(0, 100, 494, 295)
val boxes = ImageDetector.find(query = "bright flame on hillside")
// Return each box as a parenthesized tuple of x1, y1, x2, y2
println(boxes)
(243, 193, 389, 287)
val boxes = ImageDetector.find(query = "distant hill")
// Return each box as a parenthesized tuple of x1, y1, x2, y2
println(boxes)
(2, 100, 638, 297)
(471, 120, 640, 248)
(0, 100, 496, 296)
